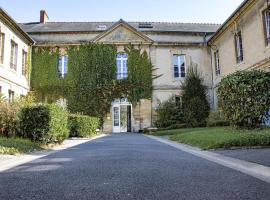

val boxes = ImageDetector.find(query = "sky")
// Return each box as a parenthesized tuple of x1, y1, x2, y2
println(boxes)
(0, 0, 244, 24)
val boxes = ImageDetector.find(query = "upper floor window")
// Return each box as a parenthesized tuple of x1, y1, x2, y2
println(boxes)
(173, 54, 186, 78)
(235, 31, 244, 63)
(0, 32, 4, 64)
(10, 40, 18, 71)
(264, 8, 270, 46)
(116, 53, 128, 80)
(22, 50, 27, 76)
(57, 55, 68, 78)
(214, 51, 221, 76)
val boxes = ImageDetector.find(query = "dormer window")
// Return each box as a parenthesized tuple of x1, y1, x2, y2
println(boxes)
(57, 55, 68, 78)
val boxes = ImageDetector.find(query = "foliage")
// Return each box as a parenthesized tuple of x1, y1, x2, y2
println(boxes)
(154, 97, 183, 128)
(0, 137, 43, 155)
(31, 44, 155, 120)
(218, 70, 270, 129)
(68, 114, 100, 137)
(169, 127, 270, 150)
(19, 104, 69, 144)
(181, 66, 210, 127)
(206, 110, 230, 127)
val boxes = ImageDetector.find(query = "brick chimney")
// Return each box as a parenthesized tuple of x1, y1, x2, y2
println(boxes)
(40, 10, 49, 24)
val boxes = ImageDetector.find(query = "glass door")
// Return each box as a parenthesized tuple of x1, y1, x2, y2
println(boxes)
(112, 106, 120, 132)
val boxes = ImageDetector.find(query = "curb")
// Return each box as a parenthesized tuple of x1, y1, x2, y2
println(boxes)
(0, 134, 107, 172)
(145, 134, 270, 184)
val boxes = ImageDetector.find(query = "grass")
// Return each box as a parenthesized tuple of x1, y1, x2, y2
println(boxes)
(150, 127, 270, 150)
(0, 137, 43, 155)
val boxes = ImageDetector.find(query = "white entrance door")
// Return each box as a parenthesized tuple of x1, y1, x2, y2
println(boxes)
(112, 98, 131, 133)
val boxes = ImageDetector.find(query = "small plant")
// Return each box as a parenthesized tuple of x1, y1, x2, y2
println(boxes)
(218, 70, 270, 129)
(181, 66, 210, 127)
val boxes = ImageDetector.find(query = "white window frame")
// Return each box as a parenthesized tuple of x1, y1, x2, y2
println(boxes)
(10, 40, 18, 71)
(116, 53, 128, 80)
(235, 31, 243, 63)
(0, 32, 4, 64)
(58, 55, 68, 78)
(22, 50, 27, 76)
(214, 51, 220, 76)
(173, 54, 186, 79)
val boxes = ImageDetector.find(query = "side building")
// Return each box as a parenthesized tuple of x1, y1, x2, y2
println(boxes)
(20, 11, 219, 132)
(0, 8, 34, 102)
(208, 0, 270, 109)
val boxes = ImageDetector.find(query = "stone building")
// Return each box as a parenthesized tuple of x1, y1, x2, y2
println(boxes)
(0, 8, 33, 102)
(0, 0, 269, 132)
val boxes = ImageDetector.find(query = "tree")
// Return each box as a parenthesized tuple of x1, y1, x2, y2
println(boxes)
(181, 66, 210, 127)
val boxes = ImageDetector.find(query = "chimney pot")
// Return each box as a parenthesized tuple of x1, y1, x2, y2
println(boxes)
(40, 10, 49, 24)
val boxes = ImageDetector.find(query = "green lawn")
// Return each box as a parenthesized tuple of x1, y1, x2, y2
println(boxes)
(0, 137, 43, 155)
(150, 127, 270, 150)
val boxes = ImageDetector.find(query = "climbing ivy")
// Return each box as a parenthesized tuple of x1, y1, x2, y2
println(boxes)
(31, 43, 154, 118)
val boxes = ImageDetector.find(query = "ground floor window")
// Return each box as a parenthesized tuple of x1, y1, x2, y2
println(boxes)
(8, 90, 14, 103)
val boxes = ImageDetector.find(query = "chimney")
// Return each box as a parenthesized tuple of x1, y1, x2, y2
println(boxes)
(40, 10, 49, 24)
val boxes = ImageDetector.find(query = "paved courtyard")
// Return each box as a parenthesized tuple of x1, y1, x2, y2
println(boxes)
(0, 133, 270, 200)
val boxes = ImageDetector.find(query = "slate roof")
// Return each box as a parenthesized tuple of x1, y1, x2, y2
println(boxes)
(20, 21, 220, 34)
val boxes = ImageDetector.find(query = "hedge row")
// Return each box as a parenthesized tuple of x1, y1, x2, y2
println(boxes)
(68, 114, 100, 137)
(19, 104, 100, 144)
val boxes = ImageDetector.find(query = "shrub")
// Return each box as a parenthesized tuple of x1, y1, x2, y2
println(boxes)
(218, 70, 270, 129)
(19, 104, 69, 143)
(207, 110, 230, 127)
(154, 97, 183, 128)
(68, 114, 100, 137)
(181, 66, 210, 127)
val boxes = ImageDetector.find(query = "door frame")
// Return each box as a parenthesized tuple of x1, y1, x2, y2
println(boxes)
(112, 98, 132, 133)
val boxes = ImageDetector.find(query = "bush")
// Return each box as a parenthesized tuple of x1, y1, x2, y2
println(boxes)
(207, 111, 230, 127)
(19, 104, 69, 143)
(68, 114, 100, 137)
(218, 70, 270, 129)
(154, 97, 183, 128)
(181, 66, 210, 127)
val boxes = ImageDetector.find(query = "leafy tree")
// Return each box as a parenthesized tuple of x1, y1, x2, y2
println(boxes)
(181, 66, 210, 127)
(218, 70, 270, 129)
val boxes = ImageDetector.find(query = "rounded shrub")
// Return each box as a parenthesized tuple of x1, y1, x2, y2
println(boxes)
(218, 70, 270, 129)
(19, 104, 69, 144)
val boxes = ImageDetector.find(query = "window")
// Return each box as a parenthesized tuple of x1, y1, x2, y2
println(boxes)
(173, 54, 186, 78)
(0, 32, 4, 64)
(214, 51, 221, 76)
(235, 31, 243, 63)
(22, 50, 27, 76)
(116, 53, 128, 80)
(10, 40, 18, 71)
(57, 55, 68, 78)
(175, 95, 182, 108)
(264, 8, 270, 45)
(8, 90, 14, 103)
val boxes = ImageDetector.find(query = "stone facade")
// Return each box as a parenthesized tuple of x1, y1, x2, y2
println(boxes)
(0, 8, 33, 101)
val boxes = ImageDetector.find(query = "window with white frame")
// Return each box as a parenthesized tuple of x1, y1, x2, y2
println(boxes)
(10, 40, 18, 71)
(22, 50, 27, 76)
(265, 8, 270, 45)
(235, 31, 243, 63)
(57, 55, 68, 78)
(8, 89, 14, 103)
(173, 54, 186, 78)
(214, 50, 221, 76)
(0, 32, 4, 64)
(116, 53, 128, 80)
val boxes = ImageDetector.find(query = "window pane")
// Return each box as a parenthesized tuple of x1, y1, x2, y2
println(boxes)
(173, 55, 179, 65)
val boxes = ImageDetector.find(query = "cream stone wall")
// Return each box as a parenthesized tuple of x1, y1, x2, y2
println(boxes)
(0, 19, 30, 99)
(209, 0, 270, 109)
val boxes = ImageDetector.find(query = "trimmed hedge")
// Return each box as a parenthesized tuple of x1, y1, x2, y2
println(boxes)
(68, 114, 99, 137)
(19, 104, 69, 144)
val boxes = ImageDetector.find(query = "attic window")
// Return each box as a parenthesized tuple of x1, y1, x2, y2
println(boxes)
(138, 23, 153, 28)
(97, 25, 107, 30)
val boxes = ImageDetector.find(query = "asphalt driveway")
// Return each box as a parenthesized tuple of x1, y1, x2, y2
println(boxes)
(0, 133, 270, 200)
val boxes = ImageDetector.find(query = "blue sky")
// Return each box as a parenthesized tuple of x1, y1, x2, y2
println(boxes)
(0, 0, 244, 24)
